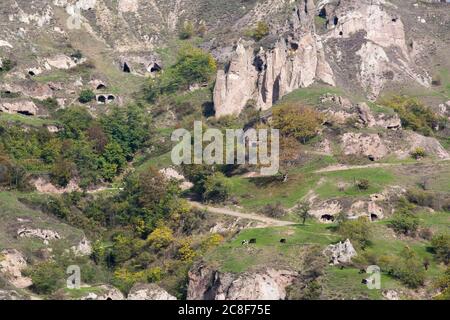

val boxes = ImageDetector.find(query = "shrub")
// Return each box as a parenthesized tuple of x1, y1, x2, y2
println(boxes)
(356, 179, 370, 191)
(25, 261, 64, 295)
(260, 202, 286, 218)
(0, 58, 16, 73)
(379, 96, 443, 136)
(78, 89, 96, 103)
(388, 211, 420, 236)
(434, 267, 450, 300)
(410, 147, 426, 159)
(247, 21, 269, 41)
(203, 172, 231, 203)
(430, 234, 450, 264)
(147, 225, 174, 250)
(50, 158, 76, 187)
(379, 247, 425, 288)
(272, 103, 323, 143)
(179, 21, 195, 39)
(337, 216, 372, 249)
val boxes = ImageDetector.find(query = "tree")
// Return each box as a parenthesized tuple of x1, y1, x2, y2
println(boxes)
(272, 103, 323, 143)
(50, 158, 76, 187)
(295, 201, 312, 225)
(338, 216, 372, 249)
(78, 89, 96, 103)
(147, 225, 174, 251)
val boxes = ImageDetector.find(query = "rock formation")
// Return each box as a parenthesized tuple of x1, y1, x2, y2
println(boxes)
(127, 283, 177, 300)
(323, 239, 357, 265)
(187, 264, 298, 300)
(0, 249, 33, 289)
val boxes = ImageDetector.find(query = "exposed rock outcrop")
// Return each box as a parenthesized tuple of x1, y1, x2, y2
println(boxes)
(71, 237, 92, 257)
(341, 132, 388, 160)
(214, 1, 335, 117)
(0, 100, 38, 116)
(127, 283, 177, 300)
(32, 177, 81, 194)
(187, 264, 298, 300)
(323, 239, 357, 265)
(81, 285, 125, 300)
(17, 227, 61, 244)
(0, 249, 32, 289)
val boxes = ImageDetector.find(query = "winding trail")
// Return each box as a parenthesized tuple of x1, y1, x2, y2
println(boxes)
(188, 201, 296, 227)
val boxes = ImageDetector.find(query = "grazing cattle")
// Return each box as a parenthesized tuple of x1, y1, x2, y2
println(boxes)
(249, 238, 256, 244)
(241, 240, 249, 245)
(280, 239, 287, 244)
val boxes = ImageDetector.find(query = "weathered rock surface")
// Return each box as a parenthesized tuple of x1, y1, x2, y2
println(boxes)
(32, 177, 81, 194)
(17, 227, 61, 244)
(81, 285, 125, 300)
(341, 133, 388, 160)
(187, 264, 298, 300)
(0, 100, 38, 116)
(0, 249, 32, 289)
(323, 239, 357, 265)
(127, 283, 177, 300)
(0, 289, 25, 300)
(214, 1, 335, 117)
(71, 237, 92, 257)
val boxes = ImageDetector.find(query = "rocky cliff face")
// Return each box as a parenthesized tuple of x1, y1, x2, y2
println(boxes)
(213, 0, 441, 117)
(187, 264, 298, 300)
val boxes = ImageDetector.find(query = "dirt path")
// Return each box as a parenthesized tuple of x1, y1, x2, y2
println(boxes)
(188, 201, 296, 227)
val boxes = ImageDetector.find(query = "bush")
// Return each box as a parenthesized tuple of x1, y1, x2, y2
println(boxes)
(434, 267, 450, 300)
(410, 147, 427, 159)
(430, 234, 450, 264)
(379, 96, 443, 136)
(379, 247, 425, 288)
(0, 58, 16, 73)
(203, 172, 231, 203)
(272, 103, 323, 143)
(356, 179, 370, 191)
(147, 225, 174, 251)
(337, 216, 372, 249)
(259, 202, 286, 218)
(25, 262, 64, 295)
(145, 45, 216, 102)
(247, 21, 269, 41)
(50, 158, 76, 187)
(388, 211, 420, 236)
(78, 89, 96, 103)
(179, 21, 195, 39)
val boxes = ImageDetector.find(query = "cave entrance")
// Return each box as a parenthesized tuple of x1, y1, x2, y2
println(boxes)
(28, 70, 36, 76)
(333, 16, 339, 26)
(149, 63, 161, 73)
(107, 95, 115, 102)
(123, 62, 131, 73)
(96, 84, 106, 90)
(319, 7, 327, 19)
(98, 95, 106, 104)
(321, 214, 335, 222)
(17, 110, 33, 116)
(370, 214, 378, 222)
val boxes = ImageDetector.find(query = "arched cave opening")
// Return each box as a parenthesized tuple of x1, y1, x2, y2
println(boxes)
(107, 95, 115, 102)
(319, 7, 327, 19)
(371, 214, 379, 222)
(98, 95, 106, 104)
(96, 84, 106, 90)
(321, 214, 335, 222)
(123, 62, 131, 73)
(150, 63, 162, 73)
(333, 16, 339, 26)
(28, 70, 36, 76)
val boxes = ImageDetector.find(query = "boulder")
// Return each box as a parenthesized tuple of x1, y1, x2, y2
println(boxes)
(127, 283, 177, 300)
(323, 239, 357, 265)
(46, 55, 77, 70)
(71, 237, 92, 256)
(0, 289, 25, 300)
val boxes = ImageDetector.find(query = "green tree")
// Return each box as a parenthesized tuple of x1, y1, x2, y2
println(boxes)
(272, 103, 323, 143)
(338, 216, 372, 249)
(51, 158, 76, 187)
(295, 201, 312, 225)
